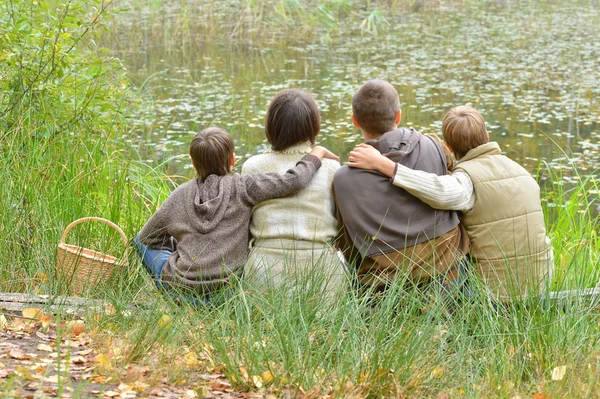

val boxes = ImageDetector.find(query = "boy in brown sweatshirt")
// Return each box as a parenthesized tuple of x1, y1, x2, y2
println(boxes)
(333, 80, 470, 294)
(134, 127, 338, 302)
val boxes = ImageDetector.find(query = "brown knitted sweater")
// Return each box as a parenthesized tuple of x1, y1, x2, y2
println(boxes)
(138, 155, 322, 294)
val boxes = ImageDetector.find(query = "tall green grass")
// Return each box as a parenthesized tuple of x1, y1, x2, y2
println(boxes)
(1, 0, 599, 398)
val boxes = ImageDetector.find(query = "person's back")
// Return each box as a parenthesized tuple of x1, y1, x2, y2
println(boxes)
(243, 148, 339, 247)
(241, 89, 347, 295)
(334, 128, 459, 258)
(453, 141, 552, 300)
(335, 80, 469, 292)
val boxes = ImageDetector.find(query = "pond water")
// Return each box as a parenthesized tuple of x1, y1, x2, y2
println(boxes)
(104, 0, 599, 200)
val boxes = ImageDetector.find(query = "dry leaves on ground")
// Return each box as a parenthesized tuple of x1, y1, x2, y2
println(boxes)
(0, 307, 255, 398)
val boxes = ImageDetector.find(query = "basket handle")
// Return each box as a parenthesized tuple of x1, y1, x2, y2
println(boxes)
(60, 217, 129, 259)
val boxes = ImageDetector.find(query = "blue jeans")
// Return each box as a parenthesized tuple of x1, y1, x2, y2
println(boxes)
(133, 235, 219, 306)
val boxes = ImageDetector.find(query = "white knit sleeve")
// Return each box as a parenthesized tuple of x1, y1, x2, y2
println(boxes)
(392, 165, 475, 212)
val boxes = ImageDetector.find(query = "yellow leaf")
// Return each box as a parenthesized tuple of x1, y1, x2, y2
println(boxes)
(251, 375, 263, 388)
(22, 308, 44, 320)
(261, 370, 274, 384)
(185, 351, 199, 367)
(94, 353, 111, 370)
(15, 366, 32, 380)
(239, 366, 249, 381)
(118, 383, 133, 391)
(158, 314, 172, 328)
(0, 314, 7, 330)
(34, 271, 48, 282)
(551, 365, 567, 381)
(430, 366, 444, 379)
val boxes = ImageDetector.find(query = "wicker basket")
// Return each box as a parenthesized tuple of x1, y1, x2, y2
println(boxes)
(56, 217, 128, 295)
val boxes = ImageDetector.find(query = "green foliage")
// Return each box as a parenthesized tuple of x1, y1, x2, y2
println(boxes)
(0, 0, 170, 293)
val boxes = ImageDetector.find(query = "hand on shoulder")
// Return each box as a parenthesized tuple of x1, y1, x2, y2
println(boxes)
(310, 146, 340, 163)
(348, 144, 396, 178)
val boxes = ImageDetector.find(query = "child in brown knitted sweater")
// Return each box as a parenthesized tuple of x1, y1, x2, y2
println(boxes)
(134, 127, 338, 303)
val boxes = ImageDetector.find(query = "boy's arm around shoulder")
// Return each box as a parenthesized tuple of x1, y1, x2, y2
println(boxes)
(241, 154, 322, 206)
(393, 165, 475, 212)
(348, 143, 475, 212)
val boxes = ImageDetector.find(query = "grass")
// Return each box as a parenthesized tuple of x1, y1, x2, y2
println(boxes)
(1, 0, 599, 397)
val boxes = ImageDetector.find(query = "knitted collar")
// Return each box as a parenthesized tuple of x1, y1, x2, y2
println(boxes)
(265, 141, 312, 154)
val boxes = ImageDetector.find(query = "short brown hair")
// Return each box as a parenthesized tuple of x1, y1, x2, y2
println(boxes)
(352, 79, 400, 136)
(442, 106, 489, 159)
(265, 89, 320, 151)
(190, 127, 235, 180)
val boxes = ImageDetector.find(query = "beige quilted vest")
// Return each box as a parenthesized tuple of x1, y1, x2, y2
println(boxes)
(454, 142, 553, 301)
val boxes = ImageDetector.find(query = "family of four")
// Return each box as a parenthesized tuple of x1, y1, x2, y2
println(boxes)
(133, 79, 554, 305)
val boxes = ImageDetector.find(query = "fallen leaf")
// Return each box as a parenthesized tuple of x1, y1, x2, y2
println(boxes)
(551, 365, 567, 381)
(0, 314, 8, 330)
(184, 351, 199, 366)
(210, 379, 231, 390)
(71, 355, 87, 364)
(262, 370, 274, 384)
(252, 375, 263, 388)
(158, 314, 172, 328)
(44, 375, 60, 383)
(239, 366, 249, 381)
(71, 320, 86, 336)
(104, 305, 117, 316)
(40, 314, 53, 329)
(532, 394, 550, 399)
(15, 366, 33, 380)
(36, 344, 53, 352)
(10, 349, 31, 360)
(104, 390, 120, 397)
(94, 353, 111, 370)
(131, 381, 149, 393)
(430, 366, 444, 379)
(22, 308, 44, 320)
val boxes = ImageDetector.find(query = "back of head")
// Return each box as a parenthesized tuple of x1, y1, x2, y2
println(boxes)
(190, 127, 235, 181)
(265, 89, 320, 151)
(442, 106, 489, 159)
(352, 79, 400, 136)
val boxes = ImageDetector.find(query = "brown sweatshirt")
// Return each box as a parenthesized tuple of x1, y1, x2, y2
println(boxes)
(138, 155, 322, 294)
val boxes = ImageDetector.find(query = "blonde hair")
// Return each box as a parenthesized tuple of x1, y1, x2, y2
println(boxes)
(442, 106, 489, 159)
(190, 127, 235, 180)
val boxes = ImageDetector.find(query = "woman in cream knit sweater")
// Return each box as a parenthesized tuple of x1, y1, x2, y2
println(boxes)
(242, 89, 347, 296)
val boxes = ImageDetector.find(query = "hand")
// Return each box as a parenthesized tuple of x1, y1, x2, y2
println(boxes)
(348, 143, 396, 178)
(348, 144, 383, 170)
(310, 146, 340, 162)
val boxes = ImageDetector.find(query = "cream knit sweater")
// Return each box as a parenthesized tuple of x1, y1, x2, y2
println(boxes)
(241, 142, 346, 294)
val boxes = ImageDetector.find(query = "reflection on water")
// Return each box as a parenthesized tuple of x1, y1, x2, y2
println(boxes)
(104, 0, 598, 210)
